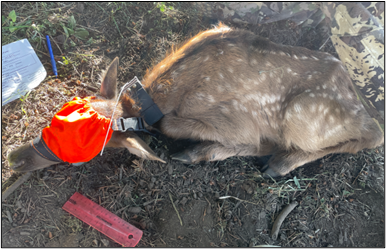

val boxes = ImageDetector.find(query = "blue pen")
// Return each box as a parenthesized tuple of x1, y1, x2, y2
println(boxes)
(46, 35, 58, 77)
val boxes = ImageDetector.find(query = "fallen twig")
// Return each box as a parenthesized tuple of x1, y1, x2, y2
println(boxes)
(169, 192, 183, 226)
(271, 201, 298, 240)
(219, 195, 259, 205)
(2, 172, 32, 202)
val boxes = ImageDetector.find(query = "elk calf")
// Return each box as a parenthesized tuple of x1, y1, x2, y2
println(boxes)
(8, 24, 384, 177)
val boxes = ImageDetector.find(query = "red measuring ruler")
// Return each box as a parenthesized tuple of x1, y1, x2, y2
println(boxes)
(62, 192, 142, 247)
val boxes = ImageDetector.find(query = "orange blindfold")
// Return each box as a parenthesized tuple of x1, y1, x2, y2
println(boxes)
(41, 96, 113, 163)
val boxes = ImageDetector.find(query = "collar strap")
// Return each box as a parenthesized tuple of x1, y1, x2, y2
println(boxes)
(127, 78, 164, 126)
(31, 135, 63, 163)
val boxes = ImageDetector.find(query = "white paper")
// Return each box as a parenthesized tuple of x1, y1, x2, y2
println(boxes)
(2, 39, 47, 106)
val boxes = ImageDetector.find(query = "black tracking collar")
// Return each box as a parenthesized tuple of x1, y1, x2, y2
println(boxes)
(127, 78, 164, 126)
(31, 135, 63, 163)
(111, 77, 164, 134)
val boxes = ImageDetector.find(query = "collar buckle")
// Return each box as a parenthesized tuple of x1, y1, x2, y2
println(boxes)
(112, 117, 145, 132)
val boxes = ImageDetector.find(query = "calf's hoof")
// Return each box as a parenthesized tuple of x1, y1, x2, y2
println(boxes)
(171, 152, 193, 164)
(261, 165, 282, 179)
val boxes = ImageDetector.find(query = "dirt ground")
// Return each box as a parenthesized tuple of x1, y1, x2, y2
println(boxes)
(2, 2, 385, 247)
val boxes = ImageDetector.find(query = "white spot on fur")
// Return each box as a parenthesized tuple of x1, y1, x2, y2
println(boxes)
(293, 55, 298, 60)
(156, 84, 163, 90)
(237, 58, 243, 62)
(329, 56, 340, 62)
(228, 43, 235, 47)
(308, 75, 312, 80)
(316, 86, 320, 90)
(322, 84, 327, 89)
(294, 103, 302, 113)
(324, 124, 343, 139)
(310, 104, 316, 113)
(347, 94, 353, 99)
(301, 55, 308, 59)
(323, 107, 329, 116)
(252, 111, 258, 118)
(260, 94, 271, 106)
(332, 85, 337, 91)
(220, 106, 229, 113)
(207, 95, 215, 103)
(196, 92, 204, 100)
(309, 93, 315, 97)
(269, 94, 278, 104)
(203, 55, 209, 62)
(311, 56, 319, 61)
(279, 51, 285, 56)
(285, 111, 292, 120)
(232, 100, 239, 110)
(260, 98, 266, 106)
(271, 51, 276, 55)
(239, 104, 248, 113)
(266, 61, 272, 67)
(286, 67, 292, 73)
(337, 94, 342, 100)
(305, 89, 311, 93)
(204, 77, 210, 81)
(228, 67, 234, 73)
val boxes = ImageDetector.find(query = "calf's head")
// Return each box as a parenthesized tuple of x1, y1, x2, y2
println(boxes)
(8, 58, 165, 172)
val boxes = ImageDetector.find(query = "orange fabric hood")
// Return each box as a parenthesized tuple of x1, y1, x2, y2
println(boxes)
(41, 96, 113, 163)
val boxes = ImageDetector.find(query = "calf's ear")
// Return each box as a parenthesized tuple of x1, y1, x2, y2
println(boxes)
(100, 57, 119, 99)
(106, 132, 166, 163)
